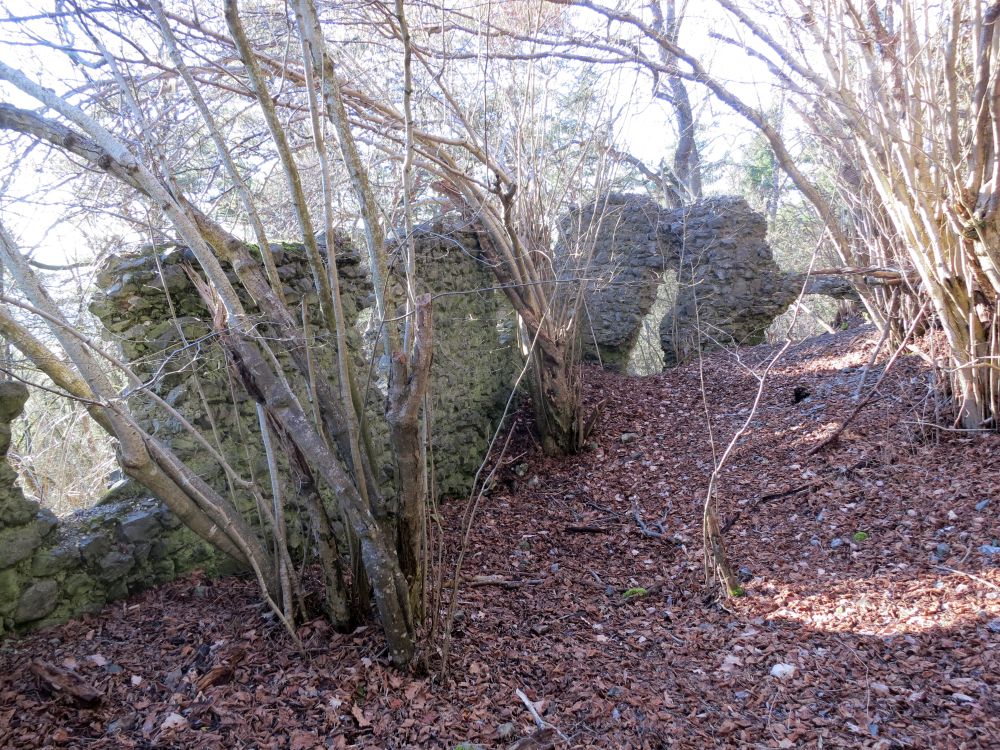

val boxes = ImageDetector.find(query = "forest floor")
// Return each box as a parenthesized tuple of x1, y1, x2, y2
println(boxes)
(2, 326, 999, 749)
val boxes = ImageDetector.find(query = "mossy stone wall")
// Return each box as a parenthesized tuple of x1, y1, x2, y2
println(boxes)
(557, 194, 844, 369)
(0, 382, 218, 636)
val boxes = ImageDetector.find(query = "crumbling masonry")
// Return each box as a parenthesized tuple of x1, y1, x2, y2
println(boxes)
(558, 194, 855, 369)
(1, 195, 853, 633)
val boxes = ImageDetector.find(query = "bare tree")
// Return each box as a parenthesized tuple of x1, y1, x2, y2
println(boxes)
(0, 1, 432, 664)
(537, 0, 1000, 430)
(649, 0, 703, 205)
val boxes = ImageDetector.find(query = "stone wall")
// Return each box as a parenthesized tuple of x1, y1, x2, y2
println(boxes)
(388, 224, 514, 498)
(2, 228, 513, 635)
(558, 194, 856, 369)
(0, 382, 219, 636)
(557, 194, 674, 371)
(89, 232, 512, 506)
(89, 240, 376, 514)
(658, 196, 795, 366)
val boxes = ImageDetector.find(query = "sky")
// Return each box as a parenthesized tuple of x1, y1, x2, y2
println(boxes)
(0, 0, 91, 264)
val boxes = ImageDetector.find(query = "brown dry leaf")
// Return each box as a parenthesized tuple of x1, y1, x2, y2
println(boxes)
(160, 712, 187, 731)
(289, 729, 321, 749)
(50, 728, 71, 744)
(720, 654, 743, 673)
(350, 704, 370, 728)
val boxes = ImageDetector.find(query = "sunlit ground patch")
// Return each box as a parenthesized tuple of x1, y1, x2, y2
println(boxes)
(757, 569, 1000, 635)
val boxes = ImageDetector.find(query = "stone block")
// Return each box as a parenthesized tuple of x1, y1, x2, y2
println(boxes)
(119, 508, 160, 543)
(31, 540, 80, 577)
(78, 531, 112, 564)
(35, 510, 57, 537)
(14, 579, 59, 624)
(0, 568, 20, 614)
(0, 523, 45, 569)
(96, 550, 135, 582)
(0, 493, 39, 527)
(0, 382, 29, 422)
(62, 572, 96, 599)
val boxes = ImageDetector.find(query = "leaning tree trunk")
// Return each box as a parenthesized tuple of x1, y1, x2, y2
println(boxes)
(218, 324, 415, 664)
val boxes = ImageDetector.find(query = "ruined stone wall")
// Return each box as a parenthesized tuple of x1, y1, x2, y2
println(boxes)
(0, 382, 219, 635)
(658, 196, 795, 366)
(89, 240, 379, 559)
(388, 225, 513, 498)
(557, 194, 854, 369)
(1, 228, 512, 636)
(89, 232, 511, 506)
(557, 194, 674, 370)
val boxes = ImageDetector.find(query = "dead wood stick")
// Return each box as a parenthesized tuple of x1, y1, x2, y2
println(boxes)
(632, 498, 667, 538)
(194, 648, 246, 692)
(29, 659, 102, 706)
(516, 687, 546, 730)
(721, 480, 819, 533)
(514, 688, 566, 745)
(935, 564, 1000, 591)
(809, 266, 911, 280)
(577, 397, 605, 449)
(564, 524, 611, 534)
(467, 575, 543, 588)
(807, 300, 927, 456)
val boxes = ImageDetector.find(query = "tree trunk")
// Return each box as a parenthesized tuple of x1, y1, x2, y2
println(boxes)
(527, 327, 584, 456)
(385, 296, 433, 615)
(279, 428, 353, 630)
(219, 328, 414, 664)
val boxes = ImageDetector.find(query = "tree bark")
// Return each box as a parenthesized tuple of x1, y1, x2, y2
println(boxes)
(385, 295, 433, 613)
(219, 326, 414, 664)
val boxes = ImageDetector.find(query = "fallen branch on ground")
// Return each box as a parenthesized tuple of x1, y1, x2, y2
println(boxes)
(935, 565, 1000, 591)
(564, 524, 611, 533)
(632, 498, 668, 538)
(194, 648, 245, 691)
(467, 576, 543, 588)
(514, 687, 567, 746)
(722, 480, 819, 533)
(30, 660, 102, 706)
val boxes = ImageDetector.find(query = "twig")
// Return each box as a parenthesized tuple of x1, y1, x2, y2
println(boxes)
(631, 498, 667, 538)
(695, 235, 826, 598)
(564, 524, 611, 534)
(834, 635, 872, 717)
(934, 564, 1000, 591)
(467, 576, 543, 588)
(515, 688, 568, 743)
(807, 301, 927, 456)
(721, 480, 819, 533)
(516, 688, 546, 730)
